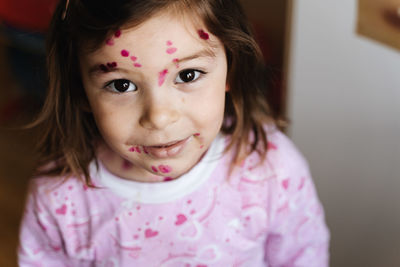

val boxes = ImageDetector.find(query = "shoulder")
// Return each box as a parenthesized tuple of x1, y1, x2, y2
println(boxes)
(28, 174, 87, 197)
(25, 172, 95, 218)
(236, 125, 310, 182)
(265, 126, 310, 176)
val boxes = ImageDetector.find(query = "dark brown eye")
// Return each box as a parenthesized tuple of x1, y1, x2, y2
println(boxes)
(107, 79, 137, 93)
(176, 69, 202, 83)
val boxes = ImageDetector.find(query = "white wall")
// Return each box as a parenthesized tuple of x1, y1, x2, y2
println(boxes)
(286, 1, 400, 266)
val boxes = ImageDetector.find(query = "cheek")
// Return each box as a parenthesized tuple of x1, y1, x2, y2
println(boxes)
(92, 104, 133, 141)
(187, 93, 225, 127)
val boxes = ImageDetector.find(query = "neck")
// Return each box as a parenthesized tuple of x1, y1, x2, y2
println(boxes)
(96, 143, 166, 183)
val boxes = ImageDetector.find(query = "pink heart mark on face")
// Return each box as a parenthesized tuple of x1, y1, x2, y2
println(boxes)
(134, 63, 142, 68)
(144, 228, 159, 238)
(121, 49, 130, 57)
(56, 204, 67, 215)
(130, 56, 137, 61)
(198, 29, 209, 40)
(166, 47, 177, 54)
(114, 29, 121, 38)
(172, 58, 179, 68)
(166, 40, 173, 46)
(175, 214, 187, 225)
(158, 164, 172, 173)
(158, 69, 168, 86)
(151, 166, 158, 173)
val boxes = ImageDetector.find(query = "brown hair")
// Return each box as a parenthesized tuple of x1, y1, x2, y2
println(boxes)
(33, 0, 276, 184)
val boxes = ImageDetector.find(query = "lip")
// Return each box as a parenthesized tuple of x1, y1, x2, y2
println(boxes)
(144, 136, 191, 158)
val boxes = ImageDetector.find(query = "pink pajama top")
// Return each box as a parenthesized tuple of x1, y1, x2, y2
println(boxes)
(18, 129, 330, 266)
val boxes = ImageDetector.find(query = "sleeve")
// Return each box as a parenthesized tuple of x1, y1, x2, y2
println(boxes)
(18, 179, 71, 267)
(264, 132, 330, 267)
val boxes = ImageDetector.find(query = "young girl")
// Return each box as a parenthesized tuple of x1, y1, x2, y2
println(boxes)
(18, 0, 330, 266)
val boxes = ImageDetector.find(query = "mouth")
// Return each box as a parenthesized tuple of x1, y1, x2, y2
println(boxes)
(142, 136, 191, 158)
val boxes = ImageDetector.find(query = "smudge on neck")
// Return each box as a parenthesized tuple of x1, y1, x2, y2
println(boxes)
(122, 159, 133, 170)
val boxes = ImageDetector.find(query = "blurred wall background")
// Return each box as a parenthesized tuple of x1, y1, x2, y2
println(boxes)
(286, 0, 400, 266)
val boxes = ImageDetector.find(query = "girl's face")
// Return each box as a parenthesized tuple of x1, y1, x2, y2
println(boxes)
(80, 12, 228, 182)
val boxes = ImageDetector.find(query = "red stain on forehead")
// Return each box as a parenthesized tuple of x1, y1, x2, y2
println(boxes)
(114, 29, 121, 38)
(99, 62, 117, 72)
(198, 29, 209, 40)
(172, 58, 179, 68)
(107, 62, 117, 68)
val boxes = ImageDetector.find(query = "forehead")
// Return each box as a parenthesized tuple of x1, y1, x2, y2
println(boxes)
(82, 12, 221, 65)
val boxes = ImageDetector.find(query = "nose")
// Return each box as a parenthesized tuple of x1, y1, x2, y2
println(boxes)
(139, 94, 180, 130)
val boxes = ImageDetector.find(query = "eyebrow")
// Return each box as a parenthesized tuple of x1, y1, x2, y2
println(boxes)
(87, 64, 125, 77)
(176, 48, 216, 64)
(87, 48, 217, 77)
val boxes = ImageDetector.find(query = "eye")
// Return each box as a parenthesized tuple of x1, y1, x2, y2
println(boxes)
(175, 69, 204, 83)
(106, 79, 137, 93)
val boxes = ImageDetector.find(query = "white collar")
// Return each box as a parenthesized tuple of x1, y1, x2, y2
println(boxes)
(91, 134, 226, 204)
